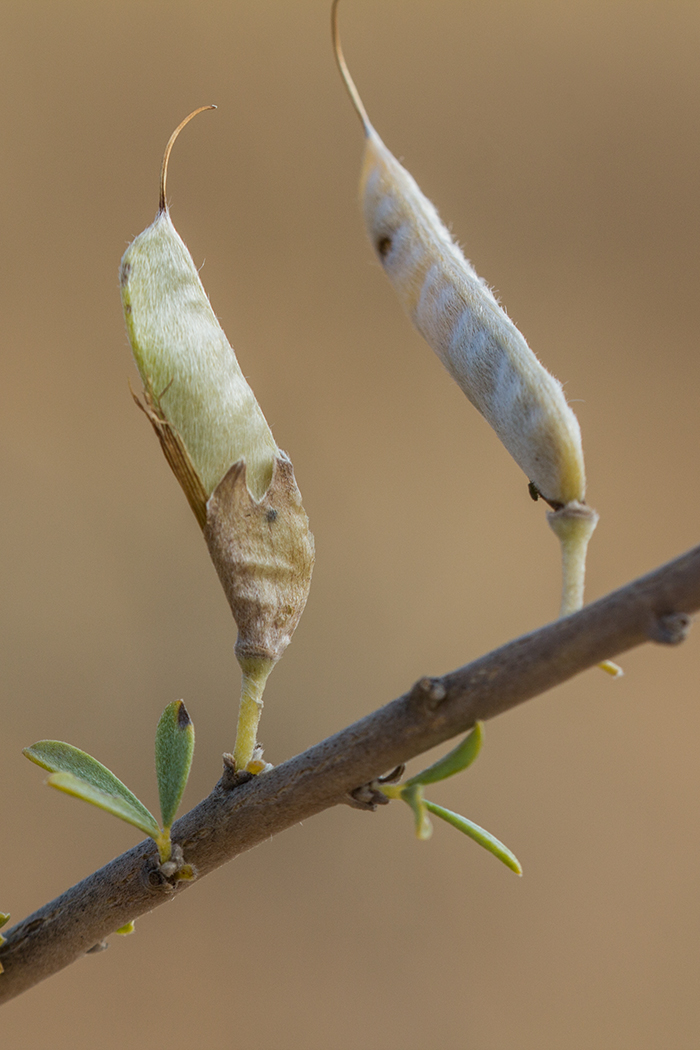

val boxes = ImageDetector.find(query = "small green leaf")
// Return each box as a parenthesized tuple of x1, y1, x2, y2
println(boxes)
(406, 723, 483, 787)
(401, 784, 432, 841)
(116, 921, 136, 935)
(423, 800, 522, 875)
(46, 772, 161, 839)
(155, 700, 195, 830)
(23, 741, 160, 839)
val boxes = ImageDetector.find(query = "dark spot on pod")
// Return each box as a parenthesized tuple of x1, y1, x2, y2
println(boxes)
(266, 508, 278, 523)
(120, 262, 131, 287)
(377, 235, 392, 258)
(177, 701, 191, 729)
(528, 481, 540, 502)
(124, 303, 132, 316)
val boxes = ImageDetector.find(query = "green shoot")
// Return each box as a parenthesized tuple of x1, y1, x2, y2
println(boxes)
(23, 702, 195, 866)
(377, 723, 521, 874)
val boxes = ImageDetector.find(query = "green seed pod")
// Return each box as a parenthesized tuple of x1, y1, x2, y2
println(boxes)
(120, 108, 315, 768)
(120, 107, 278, 505)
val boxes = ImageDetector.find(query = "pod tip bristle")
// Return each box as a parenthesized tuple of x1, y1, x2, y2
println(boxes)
(159, 104, 217, 214)
(331, 0, 372, 136)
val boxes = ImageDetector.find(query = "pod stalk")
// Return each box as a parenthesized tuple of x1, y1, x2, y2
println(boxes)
(547, 502, 599, 618)
(548, 503, 622, 676)
(233, 659, 274, 772)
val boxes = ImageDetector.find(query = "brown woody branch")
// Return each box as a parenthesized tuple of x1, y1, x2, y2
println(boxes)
(1, 543, 699, 1005)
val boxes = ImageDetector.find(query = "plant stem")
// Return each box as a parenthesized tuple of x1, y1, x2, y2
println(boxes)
(154, 829, 172, 865)
(0, 542, 697, 1004)
(548, 504, 622, 676)
(233, 658, 274, 772)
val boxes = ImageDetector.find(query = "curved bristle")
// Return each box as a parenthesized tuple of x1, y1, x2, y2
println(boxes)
(159, 105, 217, 213)
(331, 0, 372, 136)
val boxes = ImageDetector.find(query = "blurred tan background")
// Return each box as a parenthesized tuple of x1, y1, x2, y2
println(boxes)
(2, 2, 700, 1047)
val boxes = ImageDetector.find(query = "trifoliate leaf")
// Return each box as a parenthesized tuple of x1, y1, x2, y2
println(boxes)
(406, 723, 483, 787)
(155, 700, 195, 830)
(423, 800, 522, 875)
(23, 741, 160, 839)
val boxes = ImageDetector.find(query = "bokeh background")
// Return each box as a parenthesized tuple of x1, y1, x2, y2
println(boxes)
(2, 2, 700, 1047)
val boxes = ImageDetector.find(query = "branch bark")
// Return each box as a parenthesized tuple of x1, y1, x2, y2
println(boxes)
(1, 543, 699, 1004)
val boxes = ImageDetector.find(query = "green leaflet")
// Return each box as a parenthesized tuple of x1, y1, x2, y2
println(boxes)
(46, 772, 160, 839)
(23, 741, 160, 839)
(406, 723, 483, 787)
(155, 700, 195, 830)
(423, 800, 522, 875)
(401, 783, 432, 841)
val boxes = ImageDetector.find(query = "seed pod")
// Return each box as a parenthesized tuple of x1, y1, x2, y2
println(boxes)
(120, 108, 315, 768)
(332, 3, 619, 674)
(120, 108, 278, 507)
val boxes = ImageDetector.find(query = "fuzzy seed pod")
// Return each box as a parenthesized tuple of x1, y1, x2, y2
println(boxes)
(332, 3, 619, 674)
(120, 109, 278, 505)
(120, 108, 315, 767)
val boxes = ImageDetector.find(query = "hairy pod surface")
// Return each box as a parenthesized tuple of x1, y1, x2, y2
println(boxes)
(120, 208, 278, 502)
(331, 0, 585, 509)
(358, 130, 586, 509)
